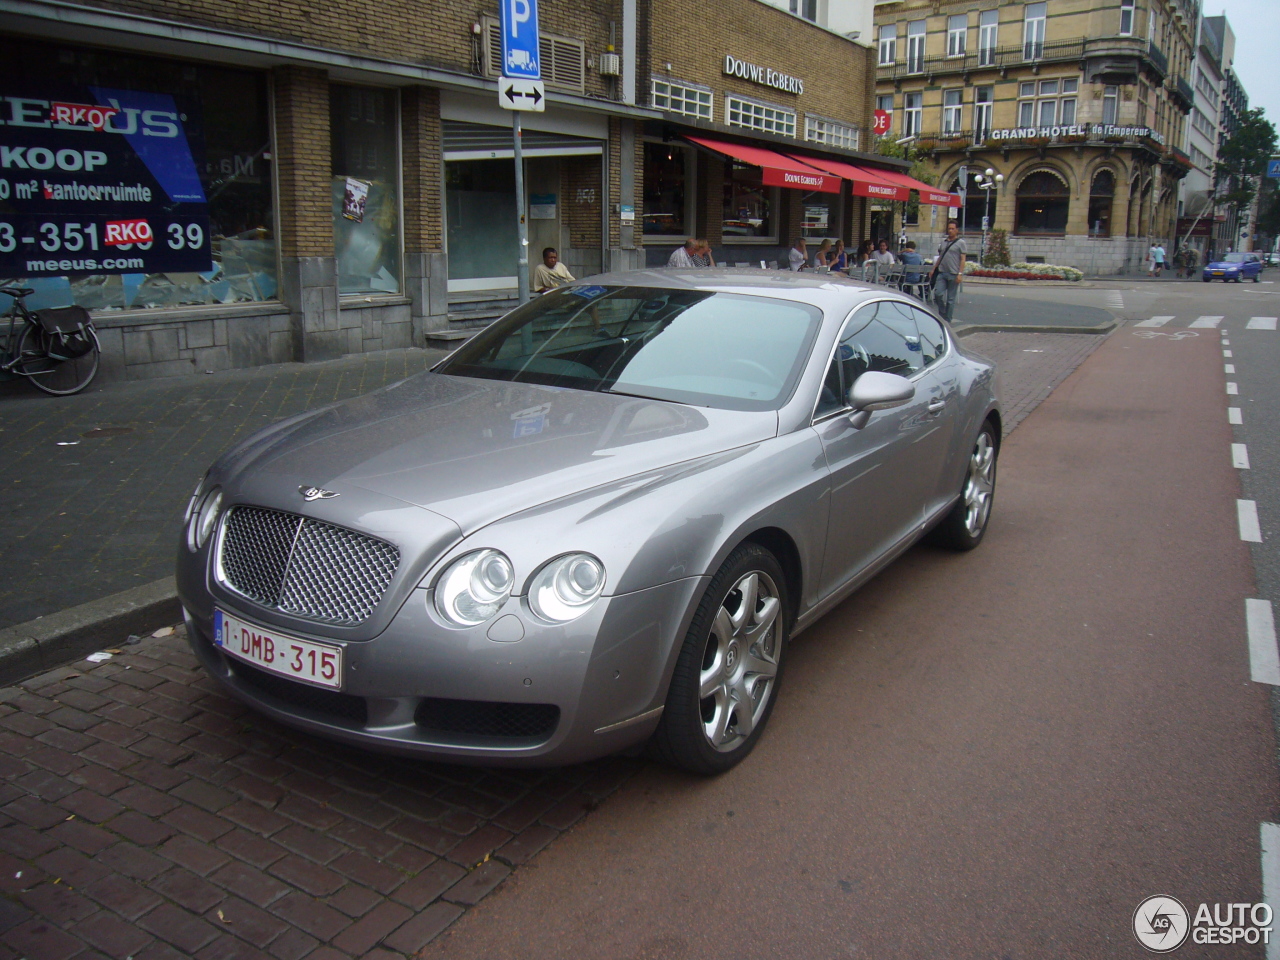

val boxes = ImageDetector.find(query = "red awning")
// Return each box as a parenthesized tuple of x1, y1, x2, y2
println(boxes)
(684, 135, 842, 194)
(871, 168, 961, 207)
(784, 155, 909, 202)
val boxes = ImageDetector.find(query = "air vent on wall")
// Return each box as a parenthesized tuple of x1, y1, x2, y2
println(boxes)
(484, 18, 586, 92)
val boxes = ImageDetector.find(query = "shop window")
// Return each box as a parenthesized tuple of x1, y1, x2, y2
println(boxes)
(725, 96, 796, 138)
(1015, 170, 1069, 235)
(801, 190, 838, 241)
(1088, 169, 1115, 237)
(0, 38, 276, 312)
(978, 10, 998, 66)
(947, 15, 967, 58)
(331, 85, 400, 295)
(446, 158, 517, 282)
(723, 161, 775, 241)
(651, 79, 713, 121)
(879, 25, 897, 66)
(805, 117, 859, 151)
(643, 143, 691, 237)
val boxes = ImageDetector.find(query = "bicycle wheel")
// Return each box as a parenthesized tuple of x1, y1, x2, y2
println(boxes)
(15, 323, 100, 395)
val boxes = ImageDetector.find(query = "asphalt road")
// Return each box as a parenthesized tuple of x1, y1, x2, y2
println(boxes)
(423, 290, 1280, 958)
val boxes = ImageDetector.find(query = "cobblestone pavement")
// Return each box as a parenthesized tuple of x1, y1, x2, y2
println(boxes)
(0, 628, 637, 960)
(0, 349, 446, 630)
(0, 328, 1109, 958)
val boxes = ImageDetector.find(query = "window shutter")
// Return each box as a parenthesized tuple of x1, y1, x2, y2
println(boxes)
(550, 37, 585, 91)
(483, 19, 583, 92)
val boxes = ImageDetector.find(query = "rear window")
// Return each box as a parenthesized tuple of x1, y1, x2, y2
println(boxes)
(437, 285, 823, 412)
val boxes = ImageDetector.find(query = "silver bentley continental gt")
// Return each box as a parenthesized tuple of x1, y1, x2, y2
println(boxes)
(176, 270, 1000, 775)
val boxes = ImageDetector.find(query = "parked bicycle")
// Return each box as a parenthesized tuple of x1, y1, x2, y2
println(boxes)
(0, 286, 100, 395)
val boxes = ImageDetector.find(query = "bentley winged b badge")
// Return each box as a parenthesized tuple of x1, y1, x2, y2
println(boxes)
(299, 485, 340, 502)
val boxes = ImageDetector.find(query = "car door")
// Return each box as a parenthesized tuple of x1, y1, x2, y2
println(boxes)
(812, 300, 944, 599)
(904, 304, 965, 518)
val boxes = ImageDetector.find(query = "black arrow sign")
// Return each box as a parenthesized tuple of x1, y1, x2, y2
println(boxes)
(505, 87, 543, 105)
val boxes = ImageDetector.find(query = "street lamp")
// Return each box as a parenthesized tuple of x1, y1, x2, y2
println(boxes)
(973, 169, 1004, 266)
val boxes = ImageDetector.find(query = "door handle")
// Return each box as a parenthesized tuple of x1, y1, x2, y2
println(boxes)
(927, 399, 946, 414)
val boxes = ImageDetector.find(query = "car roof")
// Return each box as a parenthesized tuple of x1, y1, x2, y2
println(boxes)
(568, 268, 907, 313)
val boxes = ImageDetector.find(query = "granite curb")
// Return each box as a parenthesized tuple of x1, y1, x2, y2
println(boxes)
(0, 576, 179, 686)
(952, 319, 1118, 337)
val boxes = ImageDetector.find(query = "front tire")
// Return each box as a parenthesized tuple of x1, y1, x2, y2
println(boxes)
(648, 543, 789, 775)
(928, 421, 998, 550)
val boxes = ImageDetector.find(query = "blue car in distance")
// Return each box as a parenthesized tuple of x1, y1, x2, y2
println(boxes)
(1203, 252, 1262, 282)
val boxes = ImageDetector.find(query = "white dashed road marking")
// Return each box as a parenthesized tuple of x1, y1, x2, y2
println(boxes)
(1228, 382, 1239, 395)
(1247, 317, 1278, 330)
(1134, 316, 1173, 327)
(1226, 364, 1236, 373)
(1230, 408, 1244, 425)
(1234, 444, 1251, 469)
(1224, 349, 1233, 357)
(1239, 500, 1263, 543)
(1190, 316, 1225, 328)
(1247, 600, 1280, 685)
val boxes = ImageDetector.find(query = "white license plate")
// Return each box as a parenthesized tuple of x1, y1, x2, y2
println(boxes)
(214, 610, 343, 689)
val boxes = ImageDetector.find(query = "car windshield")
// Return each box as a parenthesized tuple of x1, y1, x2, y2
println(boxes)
(1224, 253, 1248, 263)
(437, 285, 824, 411)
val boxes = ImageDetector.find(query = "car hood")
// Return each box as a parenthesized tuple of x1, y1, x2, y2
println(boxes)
(1207, 261, 1244, 269)
(218, 373, 777, 534)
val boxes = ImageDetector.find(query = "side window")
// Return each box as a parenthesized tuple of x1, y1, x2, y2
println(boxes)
(816, 350, 844, 417)
(910, 307, 948, 366)
(854, 319, 922, 377)
(815, 301, 927, 420)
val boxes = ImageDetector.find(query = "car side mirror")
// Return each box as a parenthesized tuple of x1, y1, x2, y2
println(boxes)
(847, 371, 915, 429)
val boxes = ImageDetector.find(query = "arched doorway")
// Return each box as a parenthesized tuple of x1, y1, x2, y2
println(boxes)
(1088, 170, 1115, 237)
(1015, 171, 1069, 235)
(949, 174, 996, 234)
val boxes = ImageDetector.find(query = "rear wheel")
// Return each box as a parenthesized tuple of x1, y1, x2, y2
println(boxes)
(928, 421, 998, 551)
(15, 323, 100, 396)
(649, 543, 789, 775)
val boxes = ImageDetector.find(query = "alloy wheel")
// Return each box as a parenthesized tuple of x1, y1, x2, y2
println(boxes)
(698, 571, 781, 752)
(964, 431, 996, 537)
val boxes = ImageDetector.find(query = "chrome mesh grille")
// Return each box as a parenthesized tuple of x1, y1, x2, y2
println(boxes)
(218, 506, 399, 625)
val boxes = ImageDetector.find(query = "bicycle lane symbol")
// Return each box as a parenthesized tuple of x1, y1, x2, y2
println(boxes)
(1132, 330, 1201, 340)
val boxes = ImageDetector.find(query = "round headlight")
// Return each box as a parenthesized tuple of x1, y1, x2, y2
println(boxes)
(183, 476, 206, 525)
(528, 553, 606, 623)
(434, 549, 514, 627)
(188, 487, 222, 552)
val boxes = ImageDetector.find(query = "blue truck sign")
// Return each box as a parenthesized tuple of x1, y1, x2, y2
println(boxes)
(500, 0, 541, 80)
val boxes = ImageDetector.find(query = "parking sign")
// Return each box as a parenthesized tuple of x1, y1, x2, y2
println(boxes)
(501, 0, 541, 79)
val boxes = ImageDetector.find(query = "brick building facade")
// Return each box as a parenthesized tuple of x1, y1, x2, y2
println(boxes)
(2, 0, 895, 381)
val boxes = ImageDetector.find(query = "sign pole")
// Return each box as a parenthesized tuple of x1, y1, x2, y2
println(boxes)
(514, 110, 529, 304)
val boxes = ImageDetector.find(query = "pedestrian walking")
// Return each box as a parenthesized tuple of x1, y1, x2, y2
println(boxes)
(1153, 242, 1166, 277)
(931, 219, 966, 322)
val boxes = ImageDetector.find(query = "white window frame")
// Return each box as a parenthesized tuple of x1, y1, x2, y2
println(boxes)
(805, 116, 860, 151)
(942, 89, 964, 134)
(907, 20, 926, 74)
(876, 94, 894, 134)
(975, 87, 994, 140)
(879, 24, 897, 65)
(1023, 2, 1046, 61)
(1119, 0, 1134, 36)
(904, 91, 923, 137)
(725, 94, 797, 138)
(947, 15, 967, 58)
(650, 77, 713, 122)
(1103, 85, 1119, 125)
(978, 10, 998, 66)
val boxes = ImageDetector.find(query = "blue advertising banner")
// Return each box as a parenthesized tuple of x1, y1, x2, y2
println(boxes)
(0, 87, 210, 277)
(500, 0, 541, 79)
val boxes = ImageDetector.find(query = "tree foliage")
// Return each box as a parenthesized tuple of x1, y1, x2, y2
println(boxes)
(1216, 107, 1278, 219)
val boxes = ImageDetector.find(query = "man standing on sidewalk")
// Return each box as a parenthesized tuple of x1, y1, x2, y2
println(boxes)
(932, 219, 966, 322)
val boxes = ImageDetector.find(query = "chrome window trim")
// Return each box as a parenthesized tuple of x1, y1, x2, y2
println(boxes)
(809, 295, 952, 426)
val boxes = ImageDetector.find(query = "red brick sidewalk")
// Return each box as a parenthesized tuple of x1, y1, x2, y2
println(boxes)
(0, 629, 636, 960)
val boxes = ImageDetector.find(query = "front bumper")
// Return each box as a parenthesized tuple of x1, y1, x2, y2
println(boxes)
(181, 576, 707, 766)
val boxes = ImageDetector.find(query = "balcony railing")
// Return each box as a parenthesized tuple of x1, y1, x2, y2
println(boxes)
(876, 37, 1086, 82)
(1146, 41, 1168, 79)
(1172, 75, 1195, 111)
